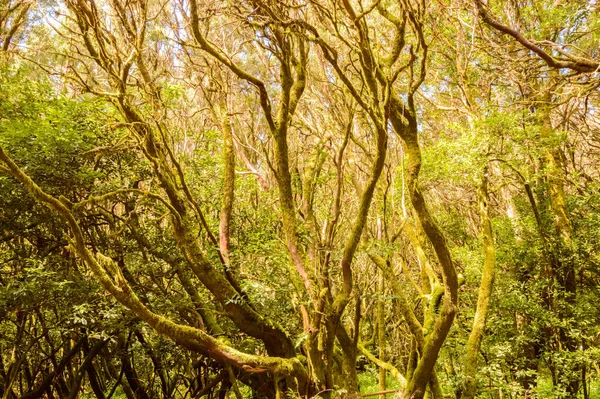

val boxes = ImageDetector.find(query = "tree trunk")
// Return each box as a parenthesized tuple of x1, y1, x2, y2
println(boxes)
(460, 166, 496, 399)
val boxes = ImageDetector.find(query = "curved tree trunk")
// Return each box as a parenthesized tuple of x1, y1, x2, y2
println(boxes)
(460, 166, 496, 399)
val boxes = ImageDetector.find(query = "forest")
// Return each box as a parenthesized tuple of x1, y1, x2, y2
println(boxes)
(0, 0, 599, 398)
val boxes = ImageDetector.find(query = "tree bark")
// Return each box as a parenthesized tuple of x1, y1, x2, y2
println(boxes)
(460, 166, 496, 399)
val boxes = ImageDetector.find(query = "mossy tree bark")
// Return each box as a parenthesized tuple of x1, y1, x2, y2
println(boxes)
(389, 99, 459, 399)
(460, 166, 496, 399)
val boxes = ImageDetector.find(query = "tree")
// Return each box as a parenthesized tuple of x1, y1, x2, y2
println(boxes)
(1, 0, 600, 398)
